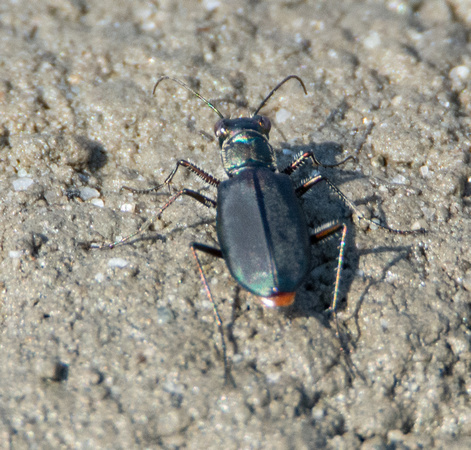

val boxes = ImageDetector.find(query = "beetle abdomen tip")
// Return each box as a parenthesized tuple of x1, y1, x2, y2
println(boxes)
(260, 292, 296, 308)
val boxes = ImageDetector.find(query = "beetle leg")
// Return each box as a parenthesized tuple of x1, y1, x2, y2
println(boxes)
(310, 222, 347, 312)
(295, 174, 324, 197)
(281, 150, 353, 176)
(295, 174, 423, 235)
(191, 242, 223, 258)
(122, 159, 220, 194)
(311, 222, 348, 348)
(92, 189, 217, 249)
(191, 242, 235, 387)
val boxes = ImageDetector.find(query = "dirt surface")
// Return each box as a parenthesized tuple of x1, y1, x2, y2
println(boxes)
(1, 0, 470, 448)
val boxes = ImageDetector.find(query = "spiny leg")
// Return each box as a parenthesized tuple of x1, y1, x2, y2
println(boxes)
(122, 159, 221, 195)
(91, 189, 216, 249)
(191, 242, 235, 386)
(318, 175, 423, 235)
(296, 175, 349, 344)
(282, 150, 354, 176)
(310, 222, 348, 344)
(295, 169, 423, 351)
(295, 169, 424, 235)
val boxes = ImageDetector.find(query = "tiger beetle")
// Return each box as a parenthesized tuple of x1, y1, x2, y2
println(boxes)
(94, 75, 423, 383)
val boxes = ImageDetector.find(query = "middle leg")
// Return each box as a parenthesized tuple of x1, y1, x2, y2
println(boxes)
(191, 242, 235, 386)
(92, 189, 217, 249)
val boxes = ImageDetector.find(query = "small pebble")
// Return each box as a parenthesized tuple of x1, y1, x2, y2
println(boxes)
(12, 177, 34, 191)
(79, 187, 100, 201)
(108, 258, 129, 269)
(276, 108, 291, 123)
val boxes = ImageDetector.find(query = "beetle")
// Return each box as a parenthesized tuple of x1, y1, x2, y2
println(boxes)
(96, 75, 422, 382)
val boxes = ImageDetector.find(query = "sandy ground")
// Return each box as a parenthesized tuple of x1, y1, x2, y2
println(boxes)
(1, 0, 471, 448)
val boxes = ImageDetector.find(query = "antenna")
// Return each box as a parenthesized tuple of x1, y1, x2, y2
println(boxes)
(153, 76, 224, 119)
(253, 75, 307, 116)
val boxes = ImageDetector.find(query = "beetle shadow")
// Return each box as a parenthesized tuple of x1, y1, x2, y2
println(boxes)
(74, 135, 108, 172)
(281, 218, 358, 325)
(275, 140, 356, 324)
(275, 141, 418, 328)
(342, 246, 418, 346)
(79, 206, 217, 251)
(285, 241, 417, 321)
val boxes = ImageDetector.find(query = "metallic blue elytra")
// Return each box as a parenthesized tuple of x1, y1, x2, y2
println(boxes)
(217, 167, 311, 300)
(213, 106, 312, 307)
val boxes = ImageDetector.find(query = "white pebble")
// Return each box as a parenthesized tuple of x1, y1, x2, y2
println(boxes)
(391, 174, 407, 185)
(276, 108, 291, 123)
(95, 272, 105, 282)
(363, 31, 381, 49)
(419, 165, 429, 177)
(12, 177, 34, 191)
(450, 65, 470, 81)
(79, 187, 100, 201)
(108, 258, 129, 268)
(9, 250, 24, 258)
(120, 203, 135, 213)
(203, 0, 220, 11)
(90, 198, 104, 207)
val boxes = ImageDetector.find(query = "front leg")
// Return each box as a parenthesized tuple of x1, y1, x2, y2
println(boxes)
(123, 159, 221, 194)
(281, 150, 353, 176)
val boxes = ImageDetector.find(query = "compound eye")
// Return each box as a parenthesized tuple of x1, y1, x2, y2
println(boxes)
(214, 119, 227, 138)
(258, 115, 271, 133)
